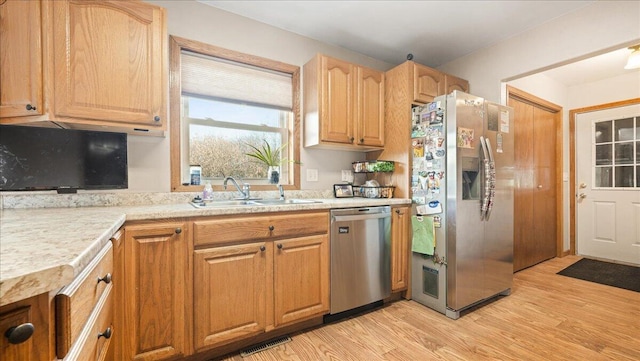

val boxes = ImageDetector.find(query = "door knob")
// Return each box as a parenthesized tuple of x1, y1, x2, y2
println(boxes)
(578, 193, 587, 199)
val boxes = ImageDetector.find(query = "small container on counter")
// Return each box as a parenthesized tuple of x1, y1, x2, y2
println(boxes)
(190, 165, 202, 185)
(203, 182, 213, 200)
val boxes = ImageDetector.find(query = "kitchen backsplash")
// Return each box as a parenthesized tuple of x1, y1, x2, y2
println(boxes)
(1, 189, 334, 209)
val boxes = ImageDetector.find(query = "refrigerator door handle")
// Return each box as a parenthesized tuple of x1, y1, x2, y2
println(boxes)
(480, 136, 491, 220)
(484, 138, 496, 221)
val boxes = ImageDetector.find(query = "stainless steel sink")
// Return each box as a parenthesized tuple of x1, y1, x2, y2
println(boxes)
(254, 199, 322, 205)
(190, 198, 322, 208)
(190, 200, 260, 208)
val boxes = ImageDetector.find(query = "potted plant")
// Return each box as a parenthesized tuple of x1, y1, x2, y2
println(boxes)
(245, 140, 290, 184)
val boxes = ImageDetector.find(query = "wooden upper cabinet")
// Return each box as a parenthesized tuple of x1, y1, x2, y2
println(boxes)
(445, 73, 470, 94)
(304, 54, 384, 150)
(0, 0, 44, 119)
(321, 56, 356, 144)
(52, 0, 166, 131)
(357, 66, 385, 147)
(413, 63, 443, 103)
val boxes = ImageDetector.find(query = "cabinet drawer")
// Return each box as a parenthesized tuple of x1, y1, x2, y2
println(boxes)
(56, 242, 113, 358)
(63, 284, 113, 361)
(194, 211, 329, 246)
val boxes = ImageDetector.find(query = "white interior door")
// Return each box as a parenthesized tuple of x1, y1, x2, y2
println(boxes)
(576, 104, 640, 265)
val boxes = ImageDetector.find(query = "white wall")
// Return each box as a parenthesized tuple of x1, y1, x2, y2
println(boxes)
(454, 0, 640, 252)
(128, 0, 394, 192)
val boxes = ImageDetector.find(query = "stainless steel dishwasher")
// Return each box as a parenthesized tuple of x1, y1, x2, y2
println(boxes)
(329, 206, 391, 316)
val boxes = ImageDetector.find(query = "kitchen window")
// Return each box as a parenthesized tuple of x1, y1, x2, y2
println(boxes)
(169, 36, 300, 192)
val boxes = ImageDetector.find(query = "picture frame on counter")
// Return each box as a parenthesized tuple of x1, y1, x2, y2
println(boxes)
(333, 184, 354, 198)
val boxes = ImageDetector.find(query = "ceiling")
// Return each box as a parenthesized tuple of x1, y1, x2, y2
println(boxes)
(199, 0, 637, 86)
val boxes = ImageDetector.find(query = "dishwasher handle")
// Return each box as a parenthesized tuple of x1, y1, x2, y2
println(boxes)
(332, 212, 390, 222)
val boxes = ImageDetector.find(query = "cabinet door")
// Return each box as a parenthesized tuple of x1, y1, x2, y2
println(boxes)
(357, 66, 385, 147)
(0, 293, 51, 361)
(413, 63, 443, 104)
(0, 0, 43, 119)
(321, 56, 356, 144)
(123, 222, 188, 361)
(444, 74, 469, 94)
(193, 242, 271, 351)
(273, 235, 329, 327)
(391, 206, 410, 291)
(52, 0, 166, 129)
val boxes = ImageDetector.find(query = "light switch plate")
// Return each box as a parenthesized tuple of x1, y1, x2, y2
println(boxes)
(307, 169, 318, 182)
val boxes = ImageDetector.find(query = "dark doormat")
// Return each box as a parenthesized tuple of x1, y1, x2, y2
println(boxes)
(557, 258, 640, 292)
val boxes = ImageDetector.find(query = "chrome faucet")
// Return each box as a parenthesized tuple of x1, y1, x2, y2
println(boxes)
(223, 176, 251, 199)
(278, 184, 285, 200)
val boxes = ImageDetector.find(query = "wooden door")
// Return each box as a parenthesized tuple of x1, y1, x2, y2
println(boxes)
(509, 89, 560, 271)
(52, 0, 165, 128)
(123, 222, 188, 360)
(273, 235, 329, 327)
(193, 242, 271, 351)
(0, 0, 43, 119)
(413, 63, 443, 103)
(444, 74, 469, 94)
(391, 206, 410, 292)
(0, 293, 51, 361)
(357, 66, 385, 147)
(321, 56, 355, 144)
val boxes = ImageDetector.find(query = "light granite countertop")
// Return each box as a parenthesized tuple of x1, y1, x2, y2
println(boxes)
(0, 197, 410, 306)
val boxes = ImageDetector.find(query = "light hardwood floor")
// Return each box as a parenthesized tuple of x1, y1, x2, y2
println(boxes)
(221, 255, 640, 360)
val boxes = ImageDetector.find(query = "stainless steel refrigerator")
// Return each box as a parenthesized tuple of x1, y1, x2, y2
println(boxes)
(410, 91, 514, 319)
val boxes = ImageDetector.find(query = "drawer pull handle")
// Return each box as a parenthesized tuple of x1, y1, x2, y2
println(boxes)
(277, 243, 283, 250)
(175, 227, 182, 234)
(153, 115, 161, 122)
(268, 225, 274, 231)
(97, 273, 112, 284)
(5, 323, 34, 344)
(98, 327, 112, 340)
(260, 245, 266, 252)
(25, 104, 37, 111)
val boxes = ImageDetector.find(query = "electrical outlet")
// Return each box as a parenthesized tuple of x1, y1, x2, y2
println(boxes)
(307, 169, 318, 182)
(341, 170, 354, 183)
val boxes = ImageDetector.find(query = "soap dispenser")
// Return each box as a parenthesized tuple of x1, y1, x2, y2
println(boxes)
(203, 182, 213, 201)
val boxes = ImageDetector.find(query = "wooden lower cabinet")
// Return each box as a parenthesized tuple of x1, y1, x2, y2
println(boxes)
(193, 242, 272, 351)
(120, 221, 189, 361)
(192, 211, 330, 353)
(391, 206, 410, 292)
(273, 235, 329, 327)
(0, 293, 52, 361)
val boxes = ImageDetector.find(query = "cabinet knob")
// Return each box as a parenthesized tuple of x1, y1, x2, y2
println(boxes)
(25, 104, 36, 111)
(4, 323, 34, 345)
(98, 327, 112, 340)
(97, 273, 112, 284)
(277, 243, 283, 250)
(360, 138, 364, 143)
(260, 245, 266, 252)
(153, 115, 160, 122)
(175, 227, 182, 234)
(268, 225, 274, 231)
(350, 137, 355, 143)
(395, 209, 401, 214)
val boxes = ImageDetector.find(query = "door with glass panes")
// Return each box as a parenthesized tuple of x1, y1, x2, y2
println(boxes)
(576, 103, 640, 265)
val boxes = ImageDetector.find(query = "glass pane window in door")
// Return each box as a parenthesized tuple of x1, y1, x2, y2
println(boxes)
(614, 142, 634, 165)
(614, 166, 634, 187)
(595, 120, 612, 143)
(595, 167, 612, 187)
(614, 117, 634, 141)
(595, 144, 612, 165)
